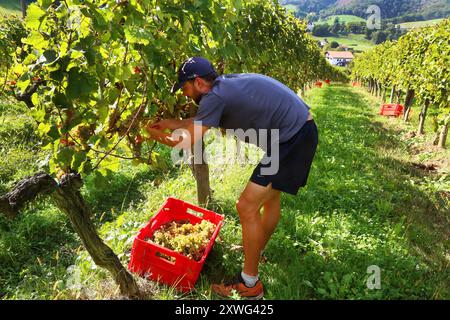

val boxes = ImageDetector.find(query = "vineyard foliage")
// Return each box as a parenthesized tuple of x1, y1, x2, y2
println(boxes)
(0, 0, 346, 183)
(351, 18, 449, 127)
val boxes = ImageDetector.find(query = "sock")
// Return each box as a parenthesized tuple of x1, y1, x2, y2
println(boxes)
(241, 271, 259, 288)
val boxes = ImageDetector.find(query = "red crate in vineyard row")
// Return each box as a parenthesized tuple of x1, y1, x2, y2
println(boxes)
(379, 103, 404, 117)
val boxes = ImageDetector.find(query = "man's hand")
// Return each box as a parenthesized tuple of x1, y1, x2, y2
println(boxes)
(149, 118, 194, 131)
(145, 127, 183, 147)
(145, 122, 210, 149)
(148, 119, 176, 131)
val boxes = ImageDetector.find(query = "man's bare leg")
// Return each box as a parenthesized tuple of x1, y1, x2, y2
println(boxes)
(261, 192, 281, 254)
(236, 182, 280, 276)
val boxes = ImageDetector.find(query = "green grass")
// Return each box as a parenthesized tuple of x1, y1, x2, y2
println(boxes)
(1, 85, 448, 299)
(0, 98, 78, 299)
(319, 15, 366, 25)
(0, 0, 21, 17)
(398, 18, 445, 30)
(0, 99, 44, 194)
(312, 34, 375, 52)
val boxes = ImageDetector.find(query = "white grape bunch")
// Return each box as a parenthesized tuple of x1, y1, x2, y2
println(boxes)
(147, 220, 216, 261)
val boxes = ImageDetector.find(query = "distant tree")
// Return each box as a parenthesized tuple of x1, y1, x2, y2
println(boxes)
(312, 24, 331, 37)
(372, 31, 387, 44)
(385, 24, 406, 41)
(365, 28, 373, 40)
(331, 17, 341, 34)
(346, 22, 366, 34)
(306, 12, 319, 22)
(330, 41, 339, 48)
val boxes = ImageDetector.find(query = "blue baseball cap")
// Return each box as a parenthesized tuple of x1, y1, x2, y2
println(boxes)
(171, 57, 217, 93)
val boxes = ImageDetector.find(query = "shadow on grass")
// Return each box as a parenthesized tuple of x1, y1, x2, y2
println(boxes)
(82, 166, 172, 222)
(0, 200, 78, 299)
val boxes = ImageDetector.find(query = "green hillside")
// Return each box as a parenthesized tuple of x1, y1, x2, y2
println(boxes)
(398, 18, 445, 29)
(312, 33, 375, 52)
(319, 14, 366, 24)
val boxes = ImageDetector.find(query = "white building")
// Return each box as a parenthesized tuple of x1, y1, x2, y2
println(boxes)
(325, 51, 355, 66)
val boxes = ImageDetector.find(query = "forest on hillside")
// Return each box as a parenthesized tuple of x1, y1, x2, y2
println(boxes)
(281, 0, 450, 21)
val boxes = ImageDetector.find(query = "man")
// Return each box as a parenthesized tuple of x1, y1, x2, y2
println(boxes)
(146, 57, 318, 299)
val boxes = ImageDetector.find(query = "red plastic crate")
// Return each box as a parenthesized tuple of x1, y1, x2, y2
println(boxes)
(380, 103, 404, 117)
(128, 197, 224, 292)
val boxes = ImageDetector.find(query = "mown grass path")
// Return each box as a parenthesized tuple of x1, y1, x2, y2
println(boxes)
(248, 84, 449, 299)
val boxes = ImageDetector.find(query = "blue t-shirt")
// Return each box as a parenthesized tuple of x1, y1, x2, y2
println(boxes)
(194, 73, 310, 149)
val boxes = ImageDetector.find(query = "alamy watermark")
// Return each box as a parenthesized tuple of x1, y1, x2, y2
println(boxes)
(169, 122, 281, 176)
(367, 265, 381, 290)
(367, 5, 382, 30)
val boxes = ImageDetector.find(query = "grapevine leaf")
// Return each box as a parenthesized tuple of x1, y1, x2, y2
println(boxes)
(124, 25, 153, 45)
(56, 147, 75, 168)
(66, 69, 97, 102)
(71, 151, 87, 172)
(24, 4, 46, 30)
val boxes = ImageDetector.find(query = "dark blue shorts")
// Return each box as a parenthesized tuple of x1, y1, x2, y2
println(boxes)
(250, 120, 318, 195)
